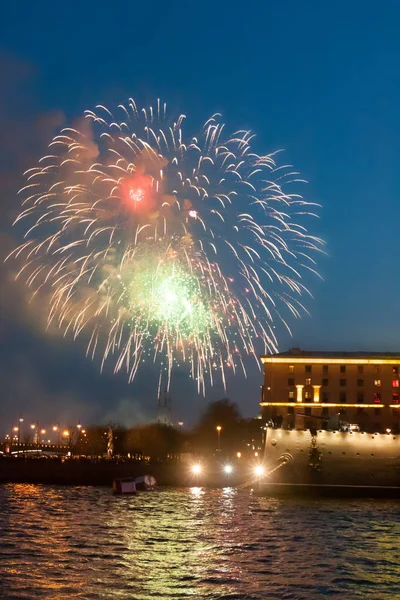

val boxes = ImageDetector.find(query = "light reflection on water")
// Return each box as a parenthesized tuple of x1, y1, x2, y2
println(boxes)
(0, 484, 398, 599)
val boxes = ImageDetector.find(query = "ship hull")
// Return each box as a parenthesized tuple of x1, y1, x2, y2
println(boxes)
(259, 428, 400, 497)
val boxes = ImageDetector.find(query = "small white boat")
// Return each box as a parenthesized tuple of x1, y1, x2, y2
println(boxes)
(112, 477, 137, 495)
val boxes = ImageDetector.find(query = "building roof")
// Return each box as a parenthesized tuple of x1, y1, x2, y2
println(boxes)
(260, 348, 400, 364)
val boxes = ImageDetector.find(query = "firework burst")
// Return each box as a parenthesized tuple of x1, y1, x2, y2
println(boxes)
(8, 99, 324, 394)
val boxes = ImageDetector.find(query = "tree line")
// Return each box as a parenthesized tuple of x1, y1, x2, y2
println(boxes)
(74, 399, 264, 460)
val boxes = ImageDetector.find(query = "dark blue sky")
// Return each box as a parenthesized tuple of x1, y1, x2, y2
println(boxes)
(0, 1, 399, 429)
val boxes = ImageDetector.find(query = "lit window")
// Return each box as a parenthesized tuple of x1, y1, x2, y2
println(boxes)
(340, 365, 346, 374)
(393, 394, 399, 404)
(305, 378, 311, 386)
(288, 391, 295, 399)
(289, 365, 294, 373)
(393, 380, 399, 388)
(374, 380, 381, 387)
(304, 391, 311, 399)
(374, 392, 381, 403)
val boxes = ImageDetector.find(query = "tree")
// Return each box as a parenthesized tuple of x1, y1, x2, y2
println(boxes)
(192, 399, 242, 455)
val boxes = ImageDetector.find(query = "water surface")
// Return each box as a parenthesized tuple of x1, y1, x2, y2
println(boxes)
(0, 484, 398, 599)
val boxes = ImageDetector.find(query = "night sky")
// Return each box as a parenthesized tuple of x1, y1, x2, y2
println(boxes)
(0, 1, 399, 430)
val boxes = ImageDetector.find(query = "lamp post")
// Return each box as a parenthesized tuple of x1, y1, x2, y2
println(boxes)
(40, 429, 46, 444)
(12, 426, 19, 450)
(62, 430, 70, 454)
(52, 424, 61, 446)
(18, 417, 24, 448)
(30, 422, 39, 447)
(216, 425, 222, 451)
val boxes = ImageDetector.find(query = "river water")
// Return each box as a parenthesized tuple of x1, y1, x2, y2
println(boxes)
(0, 484, 398, 600)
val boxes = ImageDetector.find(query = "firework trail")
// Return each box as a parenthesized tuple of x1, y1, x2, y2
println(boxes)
(8, 100, 324, 395)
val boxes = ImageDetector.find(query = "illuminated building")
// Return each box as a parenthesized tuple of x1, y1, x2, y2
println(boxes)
(260, 349, 400, 432)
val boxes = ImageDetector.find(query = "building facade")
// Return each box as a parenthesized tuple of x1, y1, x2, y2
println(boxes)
(260, 349, 400, 433)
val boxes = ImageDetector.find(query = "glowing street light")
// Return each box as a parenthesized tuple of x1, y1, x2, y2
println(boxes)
(223, 464, 233, 475)
(254, 465, 265, 478)
(216, 425, 222, 451)
(191, 463, 202, 475)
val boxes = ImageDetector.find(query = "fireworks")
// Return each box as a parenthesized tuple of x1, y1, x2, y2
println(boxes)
(8, 99, 323, 394)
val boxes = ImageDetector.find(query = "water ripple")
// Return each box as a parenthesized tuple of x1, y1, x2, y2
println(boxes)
(0, 484, 399, 599)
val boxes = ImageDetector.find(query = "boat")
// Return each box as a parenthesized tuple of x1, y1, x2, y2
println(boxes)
(258, 427, 400, 497)
(112, 477, 137, 495)
(134, 475, 157, 490)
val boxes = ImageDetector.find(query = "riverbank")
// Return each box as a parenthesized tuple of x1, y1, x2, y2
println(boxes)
(0, 458, 248, 487)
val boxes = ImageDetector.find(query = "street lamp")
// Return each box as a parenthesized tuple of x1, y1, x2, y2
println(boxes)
(216, 425, 222, 451)
(62, 430, 70, 451)
(30, 422, 39, 446)
(18, 417, 24, 448)
(52, 424, 61, 446)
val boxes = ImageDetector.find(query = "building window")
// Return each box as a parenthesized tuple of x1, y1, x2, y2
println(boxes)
(305, 365, 312, 373)
(357, 392, 364, 403)
(322, 407, 329, 416)
(304, 391, 311, 400)
(393, 380, 399, 388)
(357, 379, 364, 387)
(357, 365, 364, 374)
(288, 406, 294, 414)
(322, 392, 329, 402)
(392, 394, 399, 404)
(393, 366, 399, 375)
(322, 365, 329, 374)
(340, 392, 347, 403)
(375, 366, 380, 375)
(289, 365, 294, 373)
(340, 379, 346, 386)
(357, 407, 364, 414)
(374, 392, 381, 403)
(374, 379, 381, 387)
(288, 378, 295, 386)
(305, 378, 311, 386)
(322, 378, 328, 387)
(305, 407, 311, 416)
(288, 391, 295, 399)
(340, 365, 346, 374)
